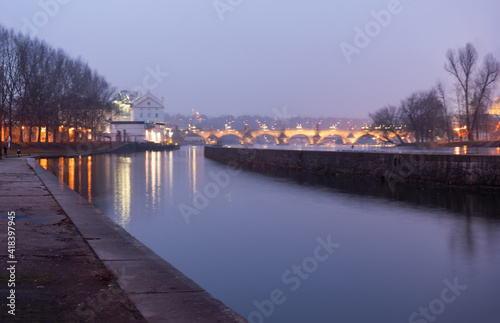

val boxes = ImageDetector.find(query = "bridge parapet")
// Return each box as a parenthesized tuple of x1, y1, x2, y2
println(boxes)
(194, 129, 381, 145)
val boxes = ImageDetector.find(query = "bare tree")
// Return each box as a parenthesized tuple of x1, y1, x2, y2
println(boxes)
(436, 81, 453, 141)
(444, 43, 500, 140)
(0, 23, 114, 143)
(1, 29, 21, 142)
(0, 26, 7, 154)
(400, 89, 446, 143)
(369, 105, 406, 144)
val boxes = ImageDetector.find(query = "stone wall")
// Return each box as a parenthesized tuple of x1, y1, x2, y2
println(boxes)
(204, 147, 500, 189)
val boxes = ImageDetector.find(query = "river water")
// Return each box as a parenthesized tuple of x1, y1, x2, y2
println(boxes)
(39, 146, 500, 323)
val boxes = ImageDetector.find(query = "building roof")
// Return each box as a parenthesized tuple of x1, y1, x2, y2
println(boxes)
(134, 91, 164, 109)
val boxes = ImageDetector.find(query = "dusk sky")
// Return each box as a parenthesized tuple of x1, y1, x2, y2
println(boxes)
(1, 0, 499, 118)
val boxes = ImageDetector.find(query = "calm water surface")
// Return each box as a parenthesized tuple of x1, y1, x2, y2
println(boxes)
(40, 146, 500, 323)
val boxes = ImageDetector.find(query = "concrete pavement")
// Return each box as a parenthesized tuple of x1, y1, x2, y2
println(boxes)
(0, 157, 246, 322)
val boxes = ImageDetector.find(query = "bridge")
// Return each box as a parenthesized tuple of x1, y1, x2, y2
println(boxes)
(183, 126, 385, 145)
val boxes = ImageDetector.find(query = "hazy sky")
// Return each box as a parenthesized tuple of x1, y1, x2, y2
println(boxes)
(1, 0, 499, 118)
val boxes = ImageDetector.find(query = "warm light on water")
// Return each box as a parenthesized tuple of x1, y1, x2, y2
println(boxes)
(39, 147, 500, 322)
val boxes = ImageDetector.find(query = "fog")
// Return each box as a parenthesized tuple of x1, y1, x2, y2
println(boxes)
(1, 0, 499, 118)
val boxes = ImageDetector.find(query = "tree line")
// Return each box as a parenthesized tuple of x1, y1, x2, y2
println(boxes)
(0, 24, 114, 143)
(370, 43, 500, 143)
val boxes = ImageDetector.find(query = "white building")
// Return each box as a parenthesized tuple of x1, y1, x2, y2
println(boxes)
(109, 121, 169, 143)
(131, 91, 165, 123)
(108, 91, 171, 143)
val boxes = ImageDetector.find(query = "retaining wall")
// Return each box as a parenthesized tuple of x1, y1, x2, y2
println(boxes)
(204, 147, 500, 189)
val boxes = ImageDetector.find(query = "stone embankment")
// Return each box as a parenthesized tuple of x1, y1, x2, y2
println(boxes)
(204, 146, 500, 190)
(0, 156, 245, 322)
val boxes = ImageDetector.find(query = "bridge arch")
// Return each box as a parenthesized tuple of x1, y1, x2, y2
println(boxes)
(184, 134, 207, 144)
(355, 133, 377, 145)
(219, 134, 244, 145)
(320, 135, 345, 145)
(254, 134, 278, 145)
(288, 134, 312, 145)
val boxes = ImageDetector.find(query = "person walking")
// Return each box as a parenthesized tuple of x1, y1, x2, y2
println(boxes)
(17, 149, 21, 157)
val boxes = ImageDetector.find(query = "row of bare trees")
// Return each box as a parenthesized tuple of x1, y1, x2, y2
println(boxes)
(370, 86, 449, 143)
(370, 43, 499, 143)
(0, 25, 114, 143)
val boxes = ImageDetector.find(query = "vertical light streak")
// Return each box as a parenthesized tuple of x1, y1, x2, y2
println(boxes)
(87, 156, 92, 203)
(58, 157, 64, 189)
(68, 158, 75, 190)
(114, 157, 131, 227)
(39, 158, 47, 169)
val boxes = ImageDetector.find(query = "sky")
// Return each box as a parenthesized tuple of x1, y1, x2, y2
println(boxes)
(1, 0, 499, 118)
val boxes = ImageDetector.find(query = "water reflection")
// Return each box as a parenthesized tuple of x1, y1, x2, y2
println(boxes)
(58, 157, 64, 190)
(39, 158, 47, 169)
(78, 156, 82, 197)
(87, 156, 92, 203)
(38, 148, 500, 322)
(145, 151, 162, 211)
(113, 156, 131, 227)
(168, 151, 174, 203)
(238, 165, 500, 218)
(242, 144, 500, 155)
(39, 152, 179, 228)
(68, 158, 75, 190)
(188, 146, 198, 196)
(452, 145, 469, 155)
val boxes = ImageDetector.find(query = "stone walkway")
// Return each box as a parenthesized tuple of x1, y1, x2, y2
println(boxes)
(0, 157, 245, 322)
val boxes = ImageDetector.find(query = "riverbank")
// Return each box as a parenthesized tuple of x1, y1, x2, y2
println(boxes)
(0, 141, 179, 159)
(204, 146, 500, 190)
(0, 156, 245, 322)
(435, 140, 500, 148)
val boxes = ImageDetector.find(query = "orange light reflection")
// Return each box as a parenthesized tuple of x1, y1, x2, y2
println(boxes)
(87, 156, 92, 203)
(39, 158, 47, 169)
(68, 158, 75, 190)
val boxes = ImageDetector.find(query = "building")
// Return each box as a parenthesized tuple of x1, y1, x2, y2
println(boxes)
(108, 91, 171, 143)
(110, 121, 170, 143)
(131, 91, 165, 122)
(489, 98, 500, 139)
(489, 97, 500, 115)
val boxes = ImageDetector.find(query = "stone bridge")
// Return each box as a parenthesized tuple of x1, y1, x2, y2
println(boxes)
(186, 127, 384, 145)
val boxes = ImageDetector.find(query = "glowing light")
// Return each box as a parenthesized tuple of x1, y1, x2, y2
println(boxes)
(68, 158, 75, 190)
(114, 157, 131, 227)
(87, 156, 92, 203)
(39, 159, 48, 169)
(58, 157, 64, 189)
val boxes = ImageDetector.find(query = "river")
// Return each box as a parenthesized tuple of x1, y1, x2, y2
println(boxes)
(39, 146, 500, 323)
